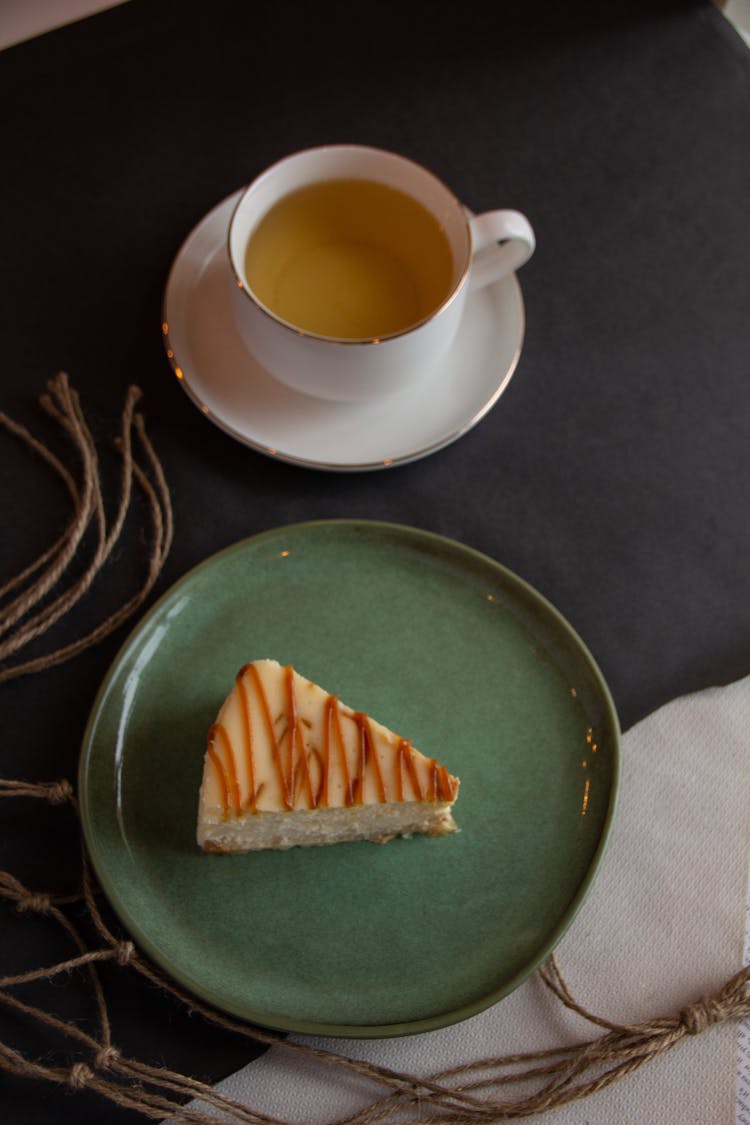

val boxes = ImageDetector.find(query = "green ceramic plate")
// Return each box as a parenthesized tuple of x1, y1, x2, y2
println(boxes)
(79, 520, 619, 1037)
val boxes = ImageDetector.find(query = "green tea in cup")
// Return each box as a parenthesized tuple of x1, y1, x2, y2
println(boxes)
(242, 178, 454, 340)
(228, 145, 535, 402)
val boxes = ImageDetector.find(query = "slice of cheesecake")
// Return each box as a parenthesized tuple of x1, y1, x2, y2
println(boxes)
(197, 659, 460, 853)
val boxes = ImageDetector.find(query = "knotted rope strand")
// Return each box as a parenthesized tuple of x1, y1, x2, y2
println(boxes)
(0, 378, 134, 658)
(0, 375, 173, 683)
(0, 382, 141, 654)
(0, 777, 74, 804)
(0, 414, 81, 604)
(0, 379, 93, 631)
(0, 864, 111, 1045)
(0, 993, 287, 1125)
(327, 960, 750, 1125)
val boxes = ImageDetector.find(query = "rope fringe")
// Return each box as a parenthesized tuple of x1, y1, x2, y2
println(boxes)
(0, 372, 173, 684)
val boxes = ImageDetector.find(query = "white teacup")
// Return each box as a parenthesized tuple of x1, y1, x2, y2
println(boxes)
(228, 145, 535, 403)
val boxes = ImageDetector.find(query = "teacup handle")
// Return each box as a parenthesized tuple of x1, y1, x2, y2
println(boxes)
(468, 210, 535, 291)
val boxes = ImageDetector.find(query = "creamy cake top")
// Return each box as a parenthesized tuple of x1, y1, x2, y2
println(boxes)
(200, 659, 459, 817)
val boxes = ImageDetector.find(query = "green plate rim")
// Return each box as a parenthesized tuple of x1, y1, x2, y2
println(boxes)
(78, 519, 620, 1038)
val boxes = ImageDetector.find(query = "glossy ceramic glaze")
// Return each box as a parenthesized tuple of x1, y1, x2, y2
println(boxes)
(162, 193, 526, 470)
(79, 521, 619, 1037)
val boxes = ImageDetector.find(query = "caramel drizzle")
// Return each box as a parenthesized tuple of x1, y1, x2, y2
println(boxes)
(207, 724, 241, 816)
(207, 664, 456, 817)
(322, 695, 353, 807)
(246, 662, 290, 808)
(397, 739, 423, 802)
(285, 666, 315, 809)
(352, 713, 387, 805)
(236, 670, 258, 811)
(437, 762, 457, 801)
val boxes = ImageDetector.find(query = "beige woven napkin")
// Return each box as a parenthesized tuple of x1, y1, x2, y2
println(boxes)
(194, 674, 750, 1123)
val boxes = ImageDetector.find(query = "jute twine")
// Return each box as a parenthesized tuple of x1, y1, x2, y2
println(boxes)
(2, 376, 749, 1123)
(0, 372, 172, 683)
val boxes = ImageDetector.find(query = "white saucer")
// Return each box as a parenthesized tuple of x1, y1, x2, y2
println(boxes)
(162, 192, 526, 472)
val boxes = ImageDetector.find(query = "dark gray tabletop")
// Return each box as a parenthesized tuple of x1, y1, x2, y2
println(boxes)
(1, 1, 748, 1120)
